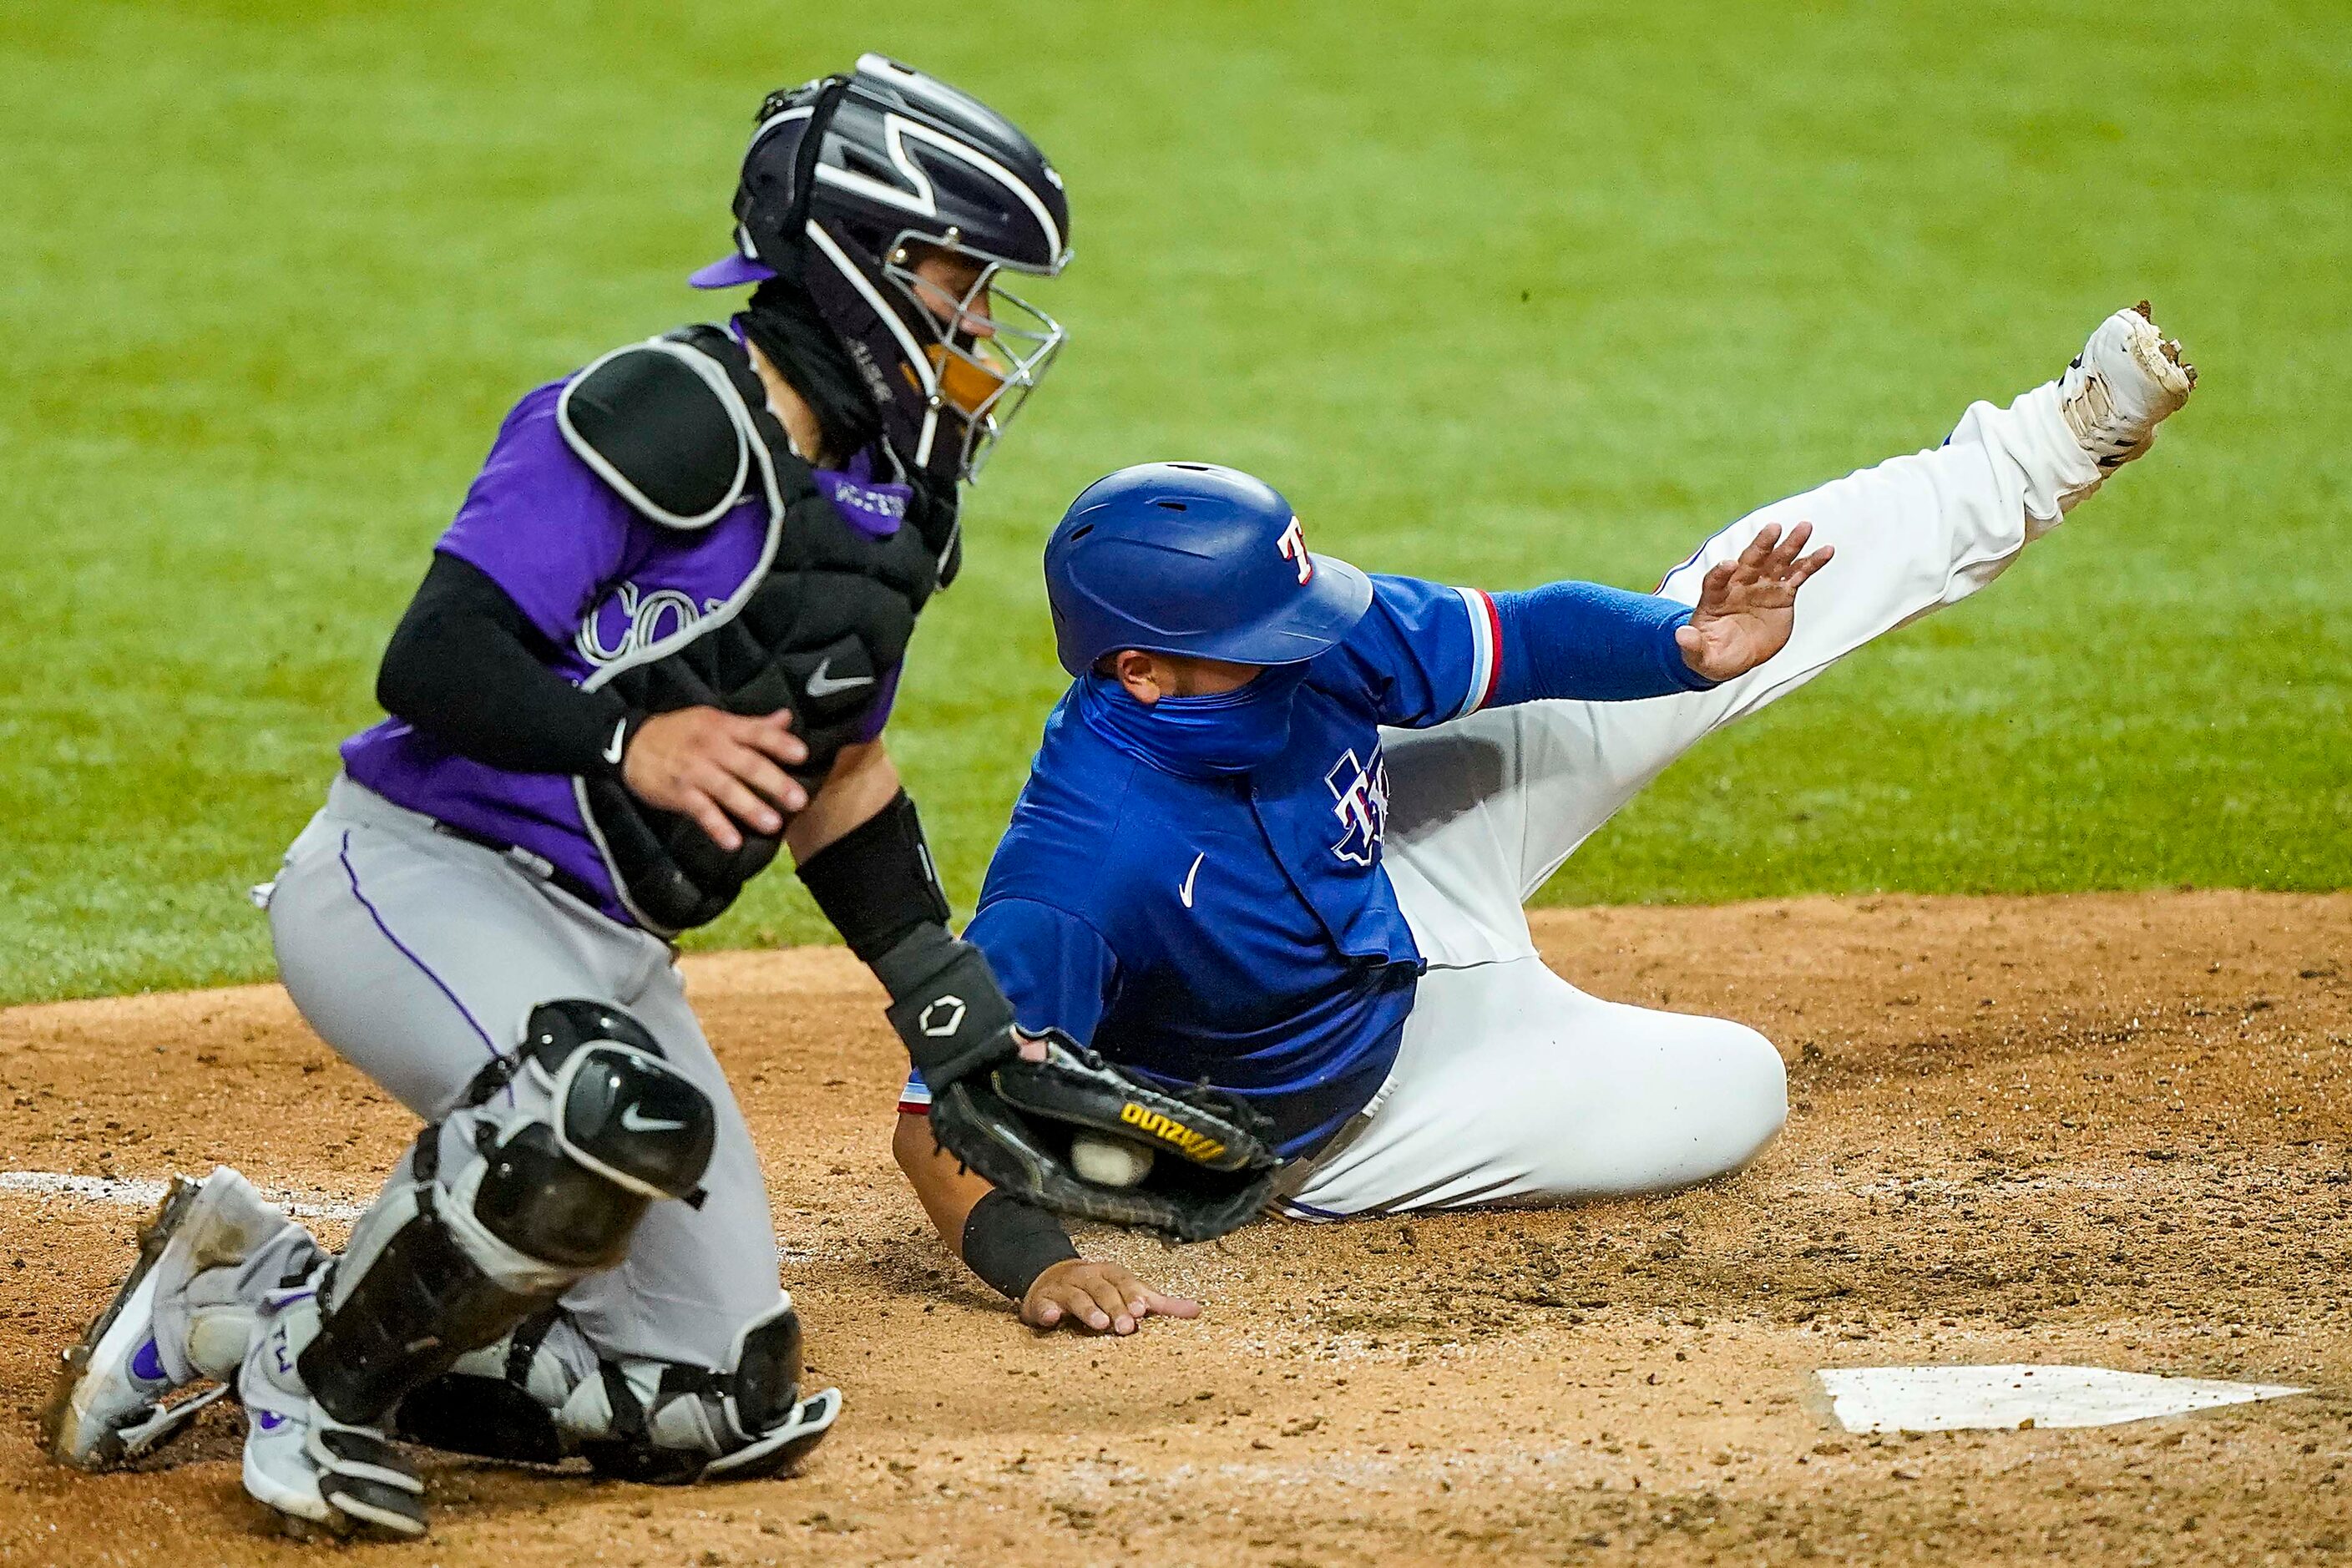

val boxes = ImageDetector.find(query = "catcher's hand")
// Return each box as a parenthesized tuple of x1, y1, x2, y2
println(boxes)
(931, 1030, 1283, 1242)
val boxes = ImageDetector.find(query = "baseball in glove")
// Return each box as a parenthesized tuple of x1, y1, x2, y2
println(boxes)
(934, 1032, 1281, 1242)
(873, 926, 1282, 1242)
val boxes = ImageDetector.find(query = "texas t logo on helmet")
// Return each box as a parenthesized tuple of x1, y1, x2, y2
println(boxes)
(1276, 517, 1313, 584)
(1043, 463, 1373, 675)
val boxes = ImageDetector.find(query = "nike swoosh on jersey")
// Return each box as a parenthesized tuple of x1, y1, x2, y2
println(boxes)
(619, 1104, 688, 1133)
(805, 659, 875, 699)
(601, 716, 628, 766)
(1179, 851, 1206, 908)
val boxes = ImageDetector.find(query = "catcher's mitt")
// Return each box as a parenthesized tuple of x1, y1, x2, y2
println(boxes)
(873, 925, 1282, 1242)
(932, 1032, 1282, 1242)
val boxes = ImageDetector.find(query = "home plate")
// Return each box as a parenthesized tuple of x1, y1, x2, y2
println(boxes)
(1810, 1365, 2309, 1434)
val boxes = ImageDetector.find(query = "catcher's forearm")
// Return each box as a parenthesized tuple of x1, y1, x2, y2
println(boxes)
(782, 741, 901, 864)
(795, 787, 951, 962)
(796, 792, 1016, 1084)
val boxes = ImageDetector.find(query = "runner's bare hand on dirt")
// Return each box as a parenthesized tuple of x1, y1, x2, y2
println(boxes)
(1677, 521, 1834, 682)
(1021, 1259, 1200, 1335)
(623, 706, 809, 852)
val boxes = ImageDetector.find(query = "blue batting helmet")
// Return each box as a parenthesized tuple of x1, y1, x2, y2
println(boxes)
(1043, 463, 1373, 676)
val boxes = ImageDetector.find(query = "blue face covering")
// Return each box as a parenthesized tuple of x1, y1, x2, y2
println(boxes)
(1075, 663, 1311, 780)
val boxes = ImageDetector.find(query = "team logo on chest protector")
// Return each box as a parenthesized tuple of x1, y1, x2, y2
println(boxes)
(576, 581, 726, 667)
(1325, 747, 1389, 867)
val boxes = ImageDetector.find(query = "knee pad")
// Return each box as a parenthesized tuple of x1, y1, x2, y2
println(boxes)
(469, 999, 717, 1268)
(299, 1000, 716, 1428)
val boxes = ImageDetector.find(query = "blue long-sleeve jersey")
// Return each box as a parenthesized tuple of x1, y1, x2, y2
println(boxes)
(899, 574, 1712, 1156)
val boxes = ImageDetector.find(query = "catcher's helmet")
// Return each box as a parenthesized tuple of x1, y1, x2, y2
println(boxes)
(1043, 463, 1373, 677)
(693, 55, 1070, 484)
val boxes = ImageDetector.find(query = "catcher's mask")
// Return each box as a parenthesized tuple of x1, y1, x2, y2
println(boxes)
(692, 54, 1071, 485)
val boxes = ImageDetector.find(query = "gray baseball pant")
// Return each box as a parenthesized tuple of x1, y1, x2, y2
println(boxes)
(261, 774, 784, 1372)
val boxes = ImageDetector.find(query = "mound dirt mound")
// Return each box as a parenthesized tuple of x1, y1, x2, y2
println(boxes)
(1, 891, 2346, 1565)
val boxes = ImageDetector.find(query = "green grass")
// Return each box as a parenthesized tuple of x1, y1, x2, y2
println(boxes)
(3, 0, 2346, 1003)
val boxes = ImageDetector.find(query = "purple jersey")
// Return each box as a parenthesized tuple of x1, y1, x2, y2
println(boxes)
(341, 377, 906, 928)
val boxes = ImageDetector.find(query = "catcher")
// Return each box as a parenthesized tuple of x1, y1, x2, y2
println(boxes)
(42, 57, 1122, 1537)
(894, 305, 2195, 1333)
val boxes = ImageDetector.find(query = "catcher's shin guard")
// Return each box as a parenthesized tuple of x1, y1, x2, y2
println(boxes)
(394, 1300, 841, 1483)
(576, 1301, 842, 1483)
(300, 1000, 716, 1426)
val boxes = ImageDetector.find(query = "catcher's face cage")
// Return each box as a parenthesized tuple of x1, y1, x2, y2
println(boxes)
(878, 239, 1065, 482)
(736, 58, 1073, 484)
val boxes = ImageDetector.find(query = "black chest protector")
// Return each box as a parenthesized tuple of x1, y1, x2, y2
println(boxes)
(556, 325, 953, 936)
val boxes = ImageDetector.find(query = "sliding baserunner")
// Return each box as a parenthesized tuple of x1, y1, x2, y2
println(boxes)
(893, 306, 2194, 1333)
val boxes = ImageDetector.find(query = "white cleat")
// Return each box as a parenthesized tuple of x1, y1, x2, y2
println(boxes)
(240, 1287, 428, 1540)
(2060, 300, 2196, 472)
(41, 1167, 281, 1469)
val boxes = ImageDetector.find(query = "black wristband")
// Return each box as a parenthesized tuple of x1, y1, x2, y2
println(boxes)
(796, 791, 952, 962)
(593, 707, 645, 781)
(960, 1190, 1078, 1301)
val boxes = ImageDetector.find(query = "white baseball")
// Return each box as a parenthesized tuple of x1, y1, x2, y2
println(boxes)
(1070, 1131, 1156, 1188)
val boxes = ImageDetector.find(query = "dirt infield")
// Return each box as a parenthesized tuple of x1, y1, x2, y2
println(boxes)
(3, 890, 2347, 1566)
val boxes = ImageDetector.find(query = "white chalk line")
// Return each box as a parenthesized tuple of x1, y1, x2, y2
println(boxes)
(0, 1169, 366, 1220)
(0, 1168, 818, 1262)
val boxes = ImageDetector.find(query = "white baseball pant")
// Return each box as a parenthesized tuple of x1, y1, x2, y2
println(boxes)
(1280, 378, 2101, 1217)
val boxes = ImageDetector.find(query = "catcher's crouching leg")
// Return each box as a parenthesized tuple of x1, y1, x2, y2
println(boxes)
(242, 1000, 716, 1537)
(394, 1298, 841, 1482)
